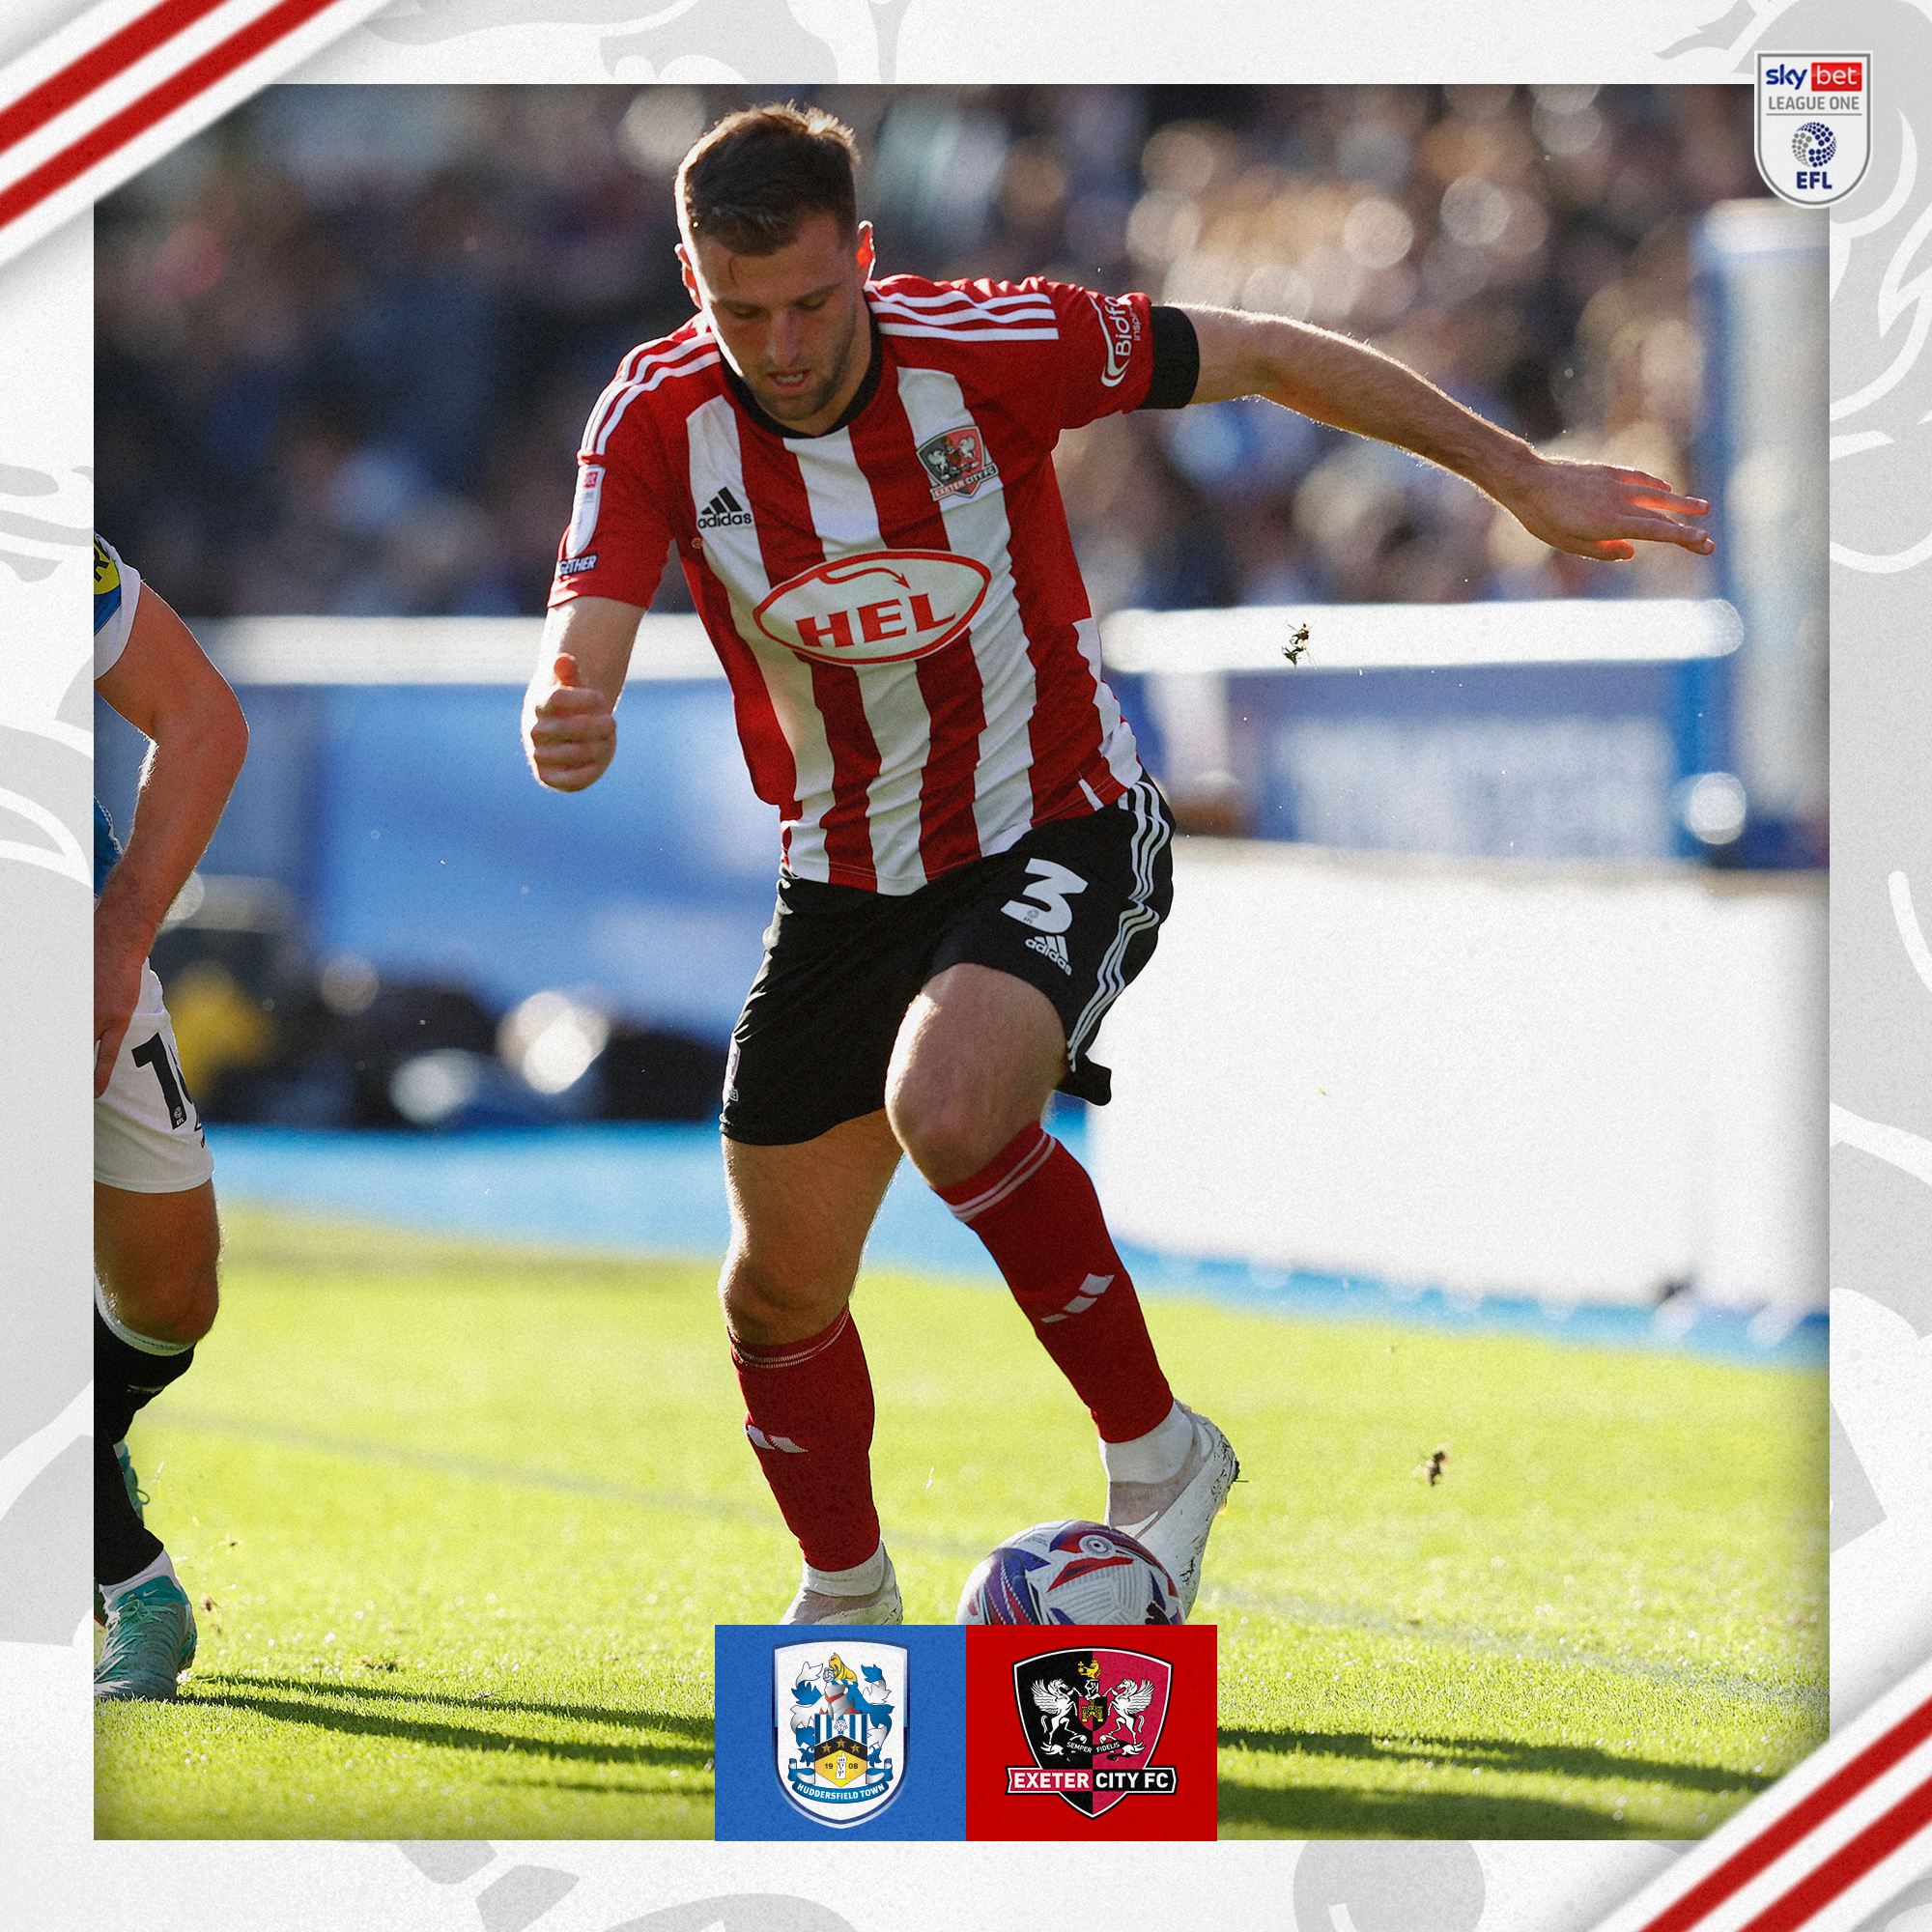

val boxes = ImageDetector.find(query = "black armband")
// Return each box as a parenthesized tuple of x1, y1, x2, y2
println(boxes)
(1137, 306, 1200, 411)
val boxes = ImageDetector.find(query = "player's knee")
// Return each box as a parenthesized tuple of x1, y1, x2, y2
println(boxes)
(134, 1259, 219, 1347)
(108, 1241, 219, 1347)
(887, 1083, 999, 1189)
(719, 1251, 845, 1343)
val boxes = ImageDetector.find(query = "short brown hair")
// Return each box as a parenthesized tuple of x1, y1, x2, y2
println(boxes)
(677, 103, 859, 256)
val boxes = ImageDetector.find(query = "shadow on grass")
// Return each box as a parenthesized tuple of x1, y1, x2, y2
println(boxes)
(1216, 1724, 1773, 1836)
(1219, 1724, 1778, 1799)
(1216, 1778, 1657, 1837)
(181, 1673, 713, 1769)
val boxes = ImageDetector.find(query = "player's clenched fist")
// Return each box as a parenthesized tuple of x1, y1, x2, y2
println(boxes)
(524, 652, 616, 791)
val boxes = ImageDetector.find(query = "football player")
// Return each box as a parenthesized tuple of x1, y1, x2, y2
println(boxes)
(524, 106, 1712, 1624)
(93, 535, 248, 1696)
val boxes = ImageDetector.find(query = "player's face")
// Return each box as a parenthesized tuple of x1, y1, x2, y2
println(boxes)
(681, 213, 875, 435)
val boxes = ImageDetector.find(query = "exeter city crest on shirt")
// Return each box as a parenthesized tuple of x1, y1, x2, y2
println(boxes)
(916, 425, 999, 501)
(1756, 53, 1869, 207)
(1009, 1647, 1176, 1817)
(774, 1641, 908, 1828)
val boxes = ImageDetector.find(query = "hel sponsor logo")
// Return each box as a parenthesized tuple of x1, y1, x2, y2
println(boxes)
(698, 485, 754, 529)
(564, 463, 605, 558)
(916, 427, 999, 502)
(1088, 291, 1141, 388)
(755, 550, 991, 666)
(554, 554, 599, 577)
(1009, 1647, 1175, 1818)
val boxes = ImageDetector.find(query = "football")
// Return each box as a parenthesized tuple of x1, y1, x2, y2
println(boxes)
(954, 1519, 1184, 1625)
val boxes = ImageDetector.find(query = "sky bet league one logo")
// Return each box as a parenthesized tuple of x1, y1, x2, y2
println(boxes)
(1756, 54, 1870, 207)
(774, 1642, 908, 1829)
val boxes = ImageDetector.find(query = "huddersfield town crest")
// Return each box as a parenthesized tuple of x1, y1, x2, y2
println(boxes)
(774, 1642, 907, 1828)
(1009, 1647, 1177, 1818)
(1756, 54, 1869, 208)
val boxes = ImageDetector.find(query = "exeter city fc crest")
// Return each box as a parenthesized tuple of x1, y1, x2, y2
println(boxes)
(1756, 53, 1869, 208)
(1009, 1647, 1177, 1817)
(917, 426, 999, 502)
(774, 1642, 907, 1828)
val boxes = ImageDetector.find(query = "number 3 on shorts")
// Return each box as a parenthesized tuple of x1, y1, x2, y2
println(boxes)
(1001, 858, 1088, 934)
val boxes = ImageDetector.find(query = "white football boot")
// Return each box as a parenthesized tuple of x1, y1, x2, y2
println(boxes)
(780, 1548, 903, 1626)
(1105, 1406, 1238, 1620)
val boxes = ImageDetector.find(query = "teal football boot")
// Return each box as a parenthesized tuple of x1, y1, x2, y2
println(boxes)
(94, 1576, 197, 1702)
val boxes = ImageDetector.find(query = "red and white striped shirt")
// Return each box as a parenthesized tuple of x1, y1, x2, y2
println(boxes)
(549, 274, 1159, 895)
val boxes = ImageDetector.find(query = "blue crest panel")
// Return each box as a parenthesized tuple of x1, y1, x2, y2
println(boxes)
(715, 1626, 967, 1840)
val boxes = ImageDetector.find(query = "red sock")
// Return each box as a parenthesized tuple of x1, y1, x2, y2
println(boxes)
(937, 1123, 1173, 1443)
(731, 1309, 881, 1572)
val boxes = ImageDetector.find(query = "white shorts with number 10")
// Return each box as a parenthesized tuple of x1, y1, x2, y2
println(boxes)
(95, 962, 213, 1195)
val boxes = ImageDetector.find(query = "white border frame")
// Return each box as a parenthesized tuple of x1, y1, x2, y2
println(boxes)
(4, 3, 1929, 1926)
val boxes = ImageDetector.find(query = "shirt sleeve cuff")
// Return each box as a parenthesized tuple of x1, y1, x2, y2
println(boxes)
(1137, 305, 1201, 411)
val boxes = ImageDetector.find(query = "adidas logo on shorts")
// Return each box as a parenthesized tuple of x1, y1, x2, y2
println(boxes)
(1025, 931, 1071, 974)
(697, 486, 754, 530)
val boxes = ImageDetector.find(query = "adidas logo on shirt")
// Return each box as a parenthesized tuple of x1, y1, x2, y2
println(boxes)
(697, 486, 754, 530)
(1025, 931, 1072, 974)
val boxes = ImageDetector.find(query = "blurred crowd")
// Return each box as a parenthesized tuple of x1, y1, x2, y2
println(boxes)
(97, 82, 1759, 622)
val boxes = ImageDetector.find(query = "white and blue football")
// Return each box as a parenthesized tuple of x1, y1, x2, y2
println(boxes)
(954, 1519, 1183, 1625)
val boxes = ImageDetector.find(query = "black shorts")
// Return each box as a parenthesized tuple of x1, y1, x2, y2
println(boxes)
(721, 778, 1176, 1147)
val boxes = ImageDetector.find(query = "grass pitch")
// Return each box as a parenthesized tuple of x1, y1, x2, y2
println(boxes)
(96, 1205, 1827, 1839)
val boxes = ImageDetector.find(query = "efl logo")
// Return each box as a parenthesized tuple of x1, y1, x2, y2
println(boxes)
(754, 549, 991, 666)
(1756, 51, 1870, 207)
(964, 1624, 1216, 1839)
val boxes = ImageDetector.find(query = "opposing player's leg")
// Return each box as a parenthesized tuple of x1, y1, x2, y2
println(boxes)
(93, 977, 215, 1699)
(890, 783, 1237, 1617)
(94, 1179, 217, 1698)
(722, 1112, 906, 1624)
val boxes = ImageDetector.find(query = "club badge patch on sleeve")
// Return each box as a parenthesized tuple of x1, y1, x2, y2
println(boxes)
(564, 463, 605, 558)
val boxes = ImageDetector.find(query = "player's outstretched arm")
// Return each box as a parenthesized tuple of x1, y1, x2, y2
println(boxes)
(522, 595, 643, 793)
(1179, 304, 1714, 564)
(93, 586, 249, 1094)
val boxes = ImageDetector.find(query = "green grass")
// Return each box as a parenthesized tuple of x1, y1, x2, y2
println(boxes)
(96, 1205, 1827, 1839)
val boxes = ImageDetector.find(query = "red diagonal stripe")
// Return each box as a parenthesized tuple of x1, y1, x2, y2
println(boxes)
(0, 0, 232, 157)
(1737, 1768, 1932, 1932)
(1639, 1696, 1932, 1932)
(0, 0, 343, 233)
